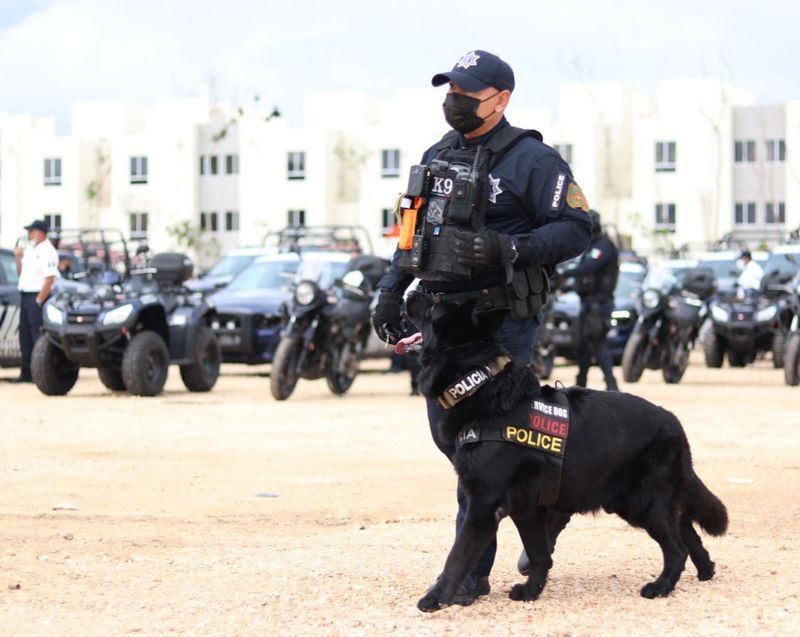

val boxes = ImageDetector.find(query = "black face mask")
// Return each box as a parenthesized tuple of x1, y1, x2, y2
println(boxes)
(442, 91, 500, 135)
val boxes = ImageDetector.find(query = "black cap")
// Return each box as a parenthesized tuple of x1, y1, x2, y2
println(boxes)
(740, 250, 752, 260)
(24, 219, 49, 233)
(431, 50, 515, 93)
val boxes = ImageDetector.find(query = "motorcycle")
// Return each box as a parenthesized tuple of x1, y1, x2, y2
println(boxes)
(622, 268, 713, 384)
(783, 271, 800, 385)
(270, 268, 374, 400)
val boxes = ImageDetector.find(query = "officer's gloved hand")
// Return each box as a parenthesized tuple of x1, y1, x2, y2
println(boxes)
(453, 229, 516, 268)
(372, 292, 404, 345)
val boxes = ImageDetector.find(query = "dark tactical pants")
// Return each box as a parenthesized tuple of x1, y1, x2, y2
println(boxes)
(576, 297, 614, 386)
(426, 313, 539, 578)
(19, 293, 43, 380)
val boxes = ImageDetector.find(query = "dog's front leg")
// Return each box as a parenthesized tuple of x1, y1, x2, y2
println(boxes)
(510, 511, 552, 602)
(417, 498, 499, 612)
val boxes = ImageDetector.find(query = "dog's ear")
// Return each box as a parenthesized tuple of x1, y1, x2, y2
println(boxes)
(404, 290, 431, 331)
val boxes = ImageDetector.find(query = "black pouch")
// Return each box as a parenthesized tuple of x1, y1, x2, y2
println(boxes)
(508, 265, 546, 319)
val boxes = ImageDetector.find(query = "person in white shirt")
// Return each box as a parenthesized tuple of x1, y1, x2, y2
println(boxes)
(14, 219, 59, 382)
(737, 250, 764, 297)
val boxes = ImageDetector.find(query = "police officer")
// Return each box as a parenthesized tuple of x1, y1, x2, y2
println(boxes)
(570, 209, 619, 390)
(372, 50, 592, 604)
(14, 219, 58, 383)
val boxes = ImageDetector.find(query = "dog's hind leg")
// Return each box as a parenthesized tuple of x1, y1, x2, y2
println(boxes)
(509, 511, 552, 602)
(679, 514, 715, 581)
(417, 497, 500, 612)
(640, 504, 689, 599)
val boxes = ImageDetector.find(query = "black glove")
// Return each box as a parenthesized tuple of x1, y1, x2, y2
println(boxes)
(453, 229, 517, 268)
(372, 292, 404, 345)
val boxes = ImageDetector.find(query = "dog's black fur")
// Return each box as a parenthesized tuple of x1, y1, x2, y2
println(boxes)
(408, 295, 728, 612)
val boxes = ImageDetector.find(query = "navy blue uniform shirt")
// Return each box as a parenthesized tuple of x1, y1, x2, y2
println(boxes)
(380, 117, 592, 294)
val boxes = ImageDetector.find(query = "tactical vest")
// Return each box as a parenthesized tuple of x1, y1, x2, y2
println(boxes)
(396, 126, 542, 283)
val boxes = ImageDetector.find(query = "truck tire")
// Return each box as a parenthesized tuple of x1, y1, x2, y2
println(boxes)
(270, 336, 302, 400)
(179, 326, 221, 392)
(772, 331, 786, 369)
(621, 331, 646, 382)
(32, 337, 79, 396)
(122, 330, 169, 396)
(784, 333, 800, 386)
(98, 365, 126, 391)
(703, 330, 724, 368)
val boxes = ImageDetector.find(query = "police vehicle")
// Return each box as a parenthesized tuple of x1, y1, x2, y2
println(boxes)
(0, 247, 21, 368)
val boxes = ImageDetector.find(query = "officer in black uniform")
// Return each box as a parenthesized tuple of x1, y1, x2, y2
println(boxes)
(570, 209, 619, 390)
(372, 50, 592, 604)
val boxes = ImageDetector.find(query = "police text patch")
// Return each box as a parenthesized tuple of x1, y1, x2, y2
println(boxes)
(550, 173, 567, 210)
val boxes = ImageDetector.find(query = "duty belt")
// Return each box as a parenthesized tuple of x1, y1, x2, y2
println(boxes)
(424, 284, 509, 313)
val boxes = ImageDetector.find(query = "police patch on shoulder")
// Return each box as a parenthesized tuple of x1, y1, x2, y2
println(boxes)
(566, 182, 589, 212)
(550, 173, 567, 211)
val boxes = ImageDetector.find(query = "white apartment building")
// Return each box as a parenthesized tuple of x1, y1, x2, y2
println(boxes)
(1, 80, 799, 266)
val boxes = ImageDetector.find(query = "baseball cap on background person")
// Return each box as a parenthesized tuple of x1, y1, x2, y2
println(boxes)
(431, 50, 515, 93)
(24, 219, 49, 233)
(739, 250, 752, 260)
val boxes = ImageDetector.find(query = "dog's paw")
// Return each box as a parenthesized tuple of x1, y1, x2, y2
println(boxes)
(417, 590, 446, 613)
(697, 561, 715, 582)
(508, 582, 542, 602)
(640, 580, 672, 599)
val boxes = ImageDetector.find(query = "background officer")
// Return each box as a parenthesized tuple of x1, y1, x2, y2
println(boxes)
(569, 209, 619, 390)
(14, 219, 58, 383)
(372, 50, 591, 604)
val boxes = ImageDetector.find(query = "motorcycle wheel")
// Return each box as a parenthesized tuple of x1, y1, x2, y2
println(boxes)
(703, 330, 724, 368)
(772, 331, 786, 369)
(270, 336, 303, 401)
(784, 333, 800, 386)
(662, 342, 688, 384)
(326, 338, 362, 396)
(621, 331, 646, 383)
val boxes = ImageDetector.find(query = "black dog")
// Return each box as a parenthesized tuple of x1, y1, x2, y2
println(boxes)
(407, 295, 728, 612)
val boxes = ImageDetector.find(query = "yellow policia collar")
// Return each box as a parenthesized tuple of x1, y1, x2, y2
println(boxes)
(438, 356, 510, 409)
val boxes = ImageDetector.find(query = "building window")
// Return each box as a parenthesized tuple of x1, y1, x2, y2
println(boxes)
(43, 213, 62, 232)
(654, 142, 676, 172)
(381, 208, 396, 235)
(287, 209, 305, 227)
(130, 156, 148, 184)
(381, 149, 400, 178)
(200, 211, 219, 232)
(129, 212, 148, 239)
(44, 158, 62, 186)
(287, 152, 306, 180)
(209, 156, 218, 176)
(225, 211, 239, 232)
(766, 202, 786, 224)
(654, 203, 676, 232)
(765, 139, 786, 162)
(734, 140, 756, 163)
(553, 143, 573, 164)
(199, 156, 205, 176)
(225, 154, 239, 175)
(734, 202, 757, 225)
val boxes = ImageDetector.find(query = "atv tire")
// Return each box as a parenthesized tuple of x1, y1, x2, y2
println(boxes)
(32, 337, 79, 396)
(772, 331, 786, 369)
(784, 333, 800, 386)
(122, 330, 170, 396)
(98, 365, 126, 391)
(727, 350, 747, 367)
(180, 327, 221, 392)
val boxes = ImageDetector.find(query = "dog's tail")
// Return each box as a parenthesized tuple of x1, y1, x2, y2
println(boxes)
(685, 477, 728, 536)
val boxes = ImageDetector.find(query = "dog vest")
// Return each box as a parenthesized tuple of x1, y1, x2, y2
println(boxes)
(455, 385, 570, 506)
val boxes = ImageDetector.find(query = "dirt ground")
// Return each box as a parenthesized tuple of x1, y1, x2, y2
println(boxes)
(0, 353, 798, 636)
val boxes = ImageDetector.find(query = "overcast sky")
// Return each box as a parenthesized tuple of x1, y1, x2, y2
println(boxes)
(1, 0, 798, 133)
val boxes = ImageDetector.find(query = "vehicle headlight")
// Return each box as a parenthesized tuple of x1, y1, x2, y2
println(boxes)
(756, 306, 777, 322)
(45, 303, 64, 325)
(611, 309, 631, 321)
(295, 282, 317, 306)
(102, 303, 134, 326)
(711, 305, 729, 322)
(642, 290, 661, 309)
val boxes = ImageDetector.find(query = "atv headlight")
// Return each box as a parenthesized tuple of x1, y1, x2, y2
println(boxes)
(642, 290, 661, 309)
(756, 306, 777, 323)
(45, 303, 64, 325)
(711, 305, 729, 322)
(611, 309, 632, 321)
(295, 281, 317, 306)
(102, 303, 134, 326)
